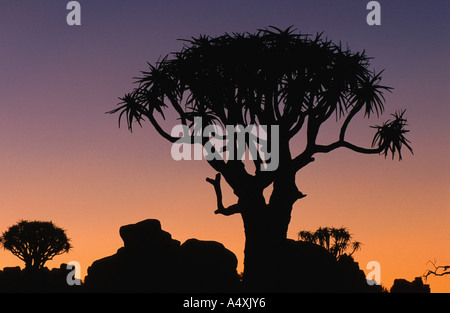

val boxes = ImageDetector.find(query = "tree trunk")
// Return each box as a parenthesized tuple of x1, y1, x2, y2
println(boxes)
(241, 206, 292, 290)
(240, 171, 300, 291)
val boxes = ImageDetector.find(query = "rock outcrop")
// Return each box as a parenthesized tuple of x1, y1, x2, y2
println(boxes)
(85, 219, 381, 292)
(390, 277, 430, 293)
(84, 219, 240, 292)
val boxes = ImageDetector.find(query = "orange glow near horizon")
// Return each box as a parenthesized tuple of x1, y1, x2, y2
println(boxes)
(0, 1, 448, 293)
(0, 125, 448, 292)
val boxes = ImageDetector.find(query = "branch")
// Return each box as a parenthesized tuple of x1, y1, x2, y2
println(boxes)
(206, 173, 241, 216)
(292, 150, 315, 172)
(423, 259, 450, 281)
(339, 102, 363, 141)
(314, 140, 384, 155)
(167, 94, 187, 125)
(288, 113, 306, 139)
(146, 109, 181, 143)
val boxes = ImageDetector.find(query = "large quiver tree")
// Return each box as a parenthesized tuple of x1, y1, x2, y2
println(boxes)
(109, 27, 412, 289)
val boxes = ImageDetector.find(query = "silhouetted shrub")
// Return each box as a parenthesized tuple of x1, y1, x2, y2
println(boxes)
(0, 220, 71, 271)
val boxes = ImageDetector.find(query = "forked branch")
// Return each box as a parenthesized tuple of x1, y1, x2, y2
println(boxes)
(423, 259, 450, 281)
(206, 173, 241, 216)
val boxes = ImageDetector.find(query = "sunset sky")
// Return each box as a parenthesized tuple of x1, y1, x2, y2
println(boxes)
(0, 0, 449, 292)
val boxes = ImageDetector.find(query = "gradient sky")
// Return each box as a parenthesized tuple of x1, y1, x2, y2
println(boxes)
(0, 0, 449, 292)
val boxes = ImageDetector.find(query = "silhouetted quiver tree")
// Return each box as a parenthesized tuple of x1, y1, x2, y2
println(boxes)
(298, 227, 361, 260)
(109, 26, 413, 289)
(0, 220, 72, 271)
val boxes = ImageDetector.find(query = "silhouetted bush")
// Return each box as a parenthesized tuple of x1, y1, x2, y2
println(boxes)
(298, 227, 362, 260)
(0, 220, 71, 271)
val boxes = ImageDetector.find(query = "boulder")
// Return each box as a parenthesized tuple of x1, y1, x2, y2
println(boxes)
(277, 240, 341, 292)
(390, 277, 430, 293)
(119, 219, 179, 252)
(85, 219, 376, 292)
(179, 238, 240, 291)
(85, 219, 181, 291)
(0, 265, 77, 292)
(270, 240, 381, 292)
(85, 219, 239, 292)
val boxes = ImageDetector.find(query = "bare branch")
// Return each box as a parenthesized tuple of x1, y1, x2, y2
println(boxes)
(146, 110, 181, 143)
(292, 152, 315, 172)
(206, 173, 241, 216)
(206, 173, 224, 211)
(167, 94, 187, 126)
(423, 259, 450, 281)
(314, 140, 384, 155)
(339, 103, 363, 141)
(288, 113, 306, 139)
